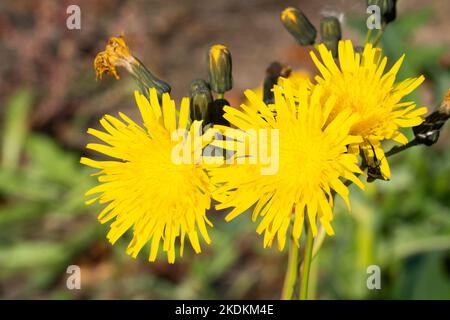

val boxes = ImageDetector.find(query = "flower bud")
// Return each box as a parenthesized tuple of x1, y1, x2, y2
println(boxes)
(321, 39, 338, 58)
(320, 16, 341, 57)
(413, 89, 450, 146)
(413, 116, 441, 146)
(189, 79, 213, 124)
(281, 7, 317, 46)
(320, 16, 341, 41)
(367, 0, 397, 24)
(208, 44, 233, 94)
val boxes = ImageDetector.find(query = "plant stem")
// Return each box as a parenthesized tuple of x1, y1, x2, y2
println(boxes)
(281, 234, 299, 300)
(372, 28, 384, 47)
(311, 225, 326, 260)
(299, 225, 314, 300)
(293, 135, 423, 299)
(385, 139, 419, 157)
(364, 28, 373, 44)
(308, 252, 319, 300)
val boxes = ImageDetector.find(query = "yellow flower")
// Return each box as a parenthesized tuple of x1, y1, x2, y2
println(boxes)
(208, 79, 364, 249)
(81, 89, 213, 263)
(310, 40, 427, 179)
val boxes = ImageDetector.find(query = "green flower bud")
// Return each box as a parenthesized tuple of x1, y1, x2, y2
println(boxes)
(320, 16, 341, 41)
(208, 44, 233, 94)
(367, 0, 397, 24)
(413, 90, 450, 146)
(320, 17, 341, 57)
(189, 79, 213, 124)
(281, 7, 317, 46)
(321, 39, 338, 58)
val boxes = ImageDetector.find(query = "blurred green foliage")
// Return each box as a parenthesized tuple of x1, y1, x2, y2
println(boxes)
(0, 89, 103, 295)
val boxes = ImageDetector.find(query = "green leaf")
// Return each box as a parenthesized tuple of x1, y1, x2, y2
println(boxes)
(1, 88, 33, 171)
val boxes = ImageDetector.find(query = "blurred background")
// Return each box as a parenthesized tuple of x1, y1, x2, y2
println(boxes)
(0, 0, 449, 299)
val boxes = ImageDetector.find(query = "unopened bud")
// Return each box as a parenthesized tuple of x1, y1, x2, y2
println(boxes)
(189, 79, 213, 125)
(413, 89, 450, 146)
(320, 16, 341, 57)
(281, 7, 317, 46)
(208, 44, 233, 94)
(321, 39, 338, 58)
(320, 17, 341, 41)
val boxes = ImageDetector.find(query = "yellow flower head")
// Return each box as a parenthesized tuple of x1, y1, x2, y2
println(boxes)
(208, 79, 364, 249)
(81, 89, 213, 263)
(94, 35, 136, 80)
(310, 40, 427, 179)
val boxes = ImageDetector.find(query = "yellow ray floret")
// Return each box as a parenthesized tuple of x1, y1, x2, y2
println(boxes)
(81, 88, 213, 263)
(309, 40, 427, 180)
(208, 79, 365, 250)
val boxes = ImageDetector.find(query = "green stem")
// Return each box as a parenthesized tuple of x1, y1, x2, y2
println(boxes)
(217, 93, 224, 99)
(372, 28, 384, 47)
(311, 225, 326, 260)
(364, 28, 373, 45)
(308, 252, 319, 300)
(299, 226, 314, 300)
(385, 139, 419, 157)
(281, 234, 299, 300)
